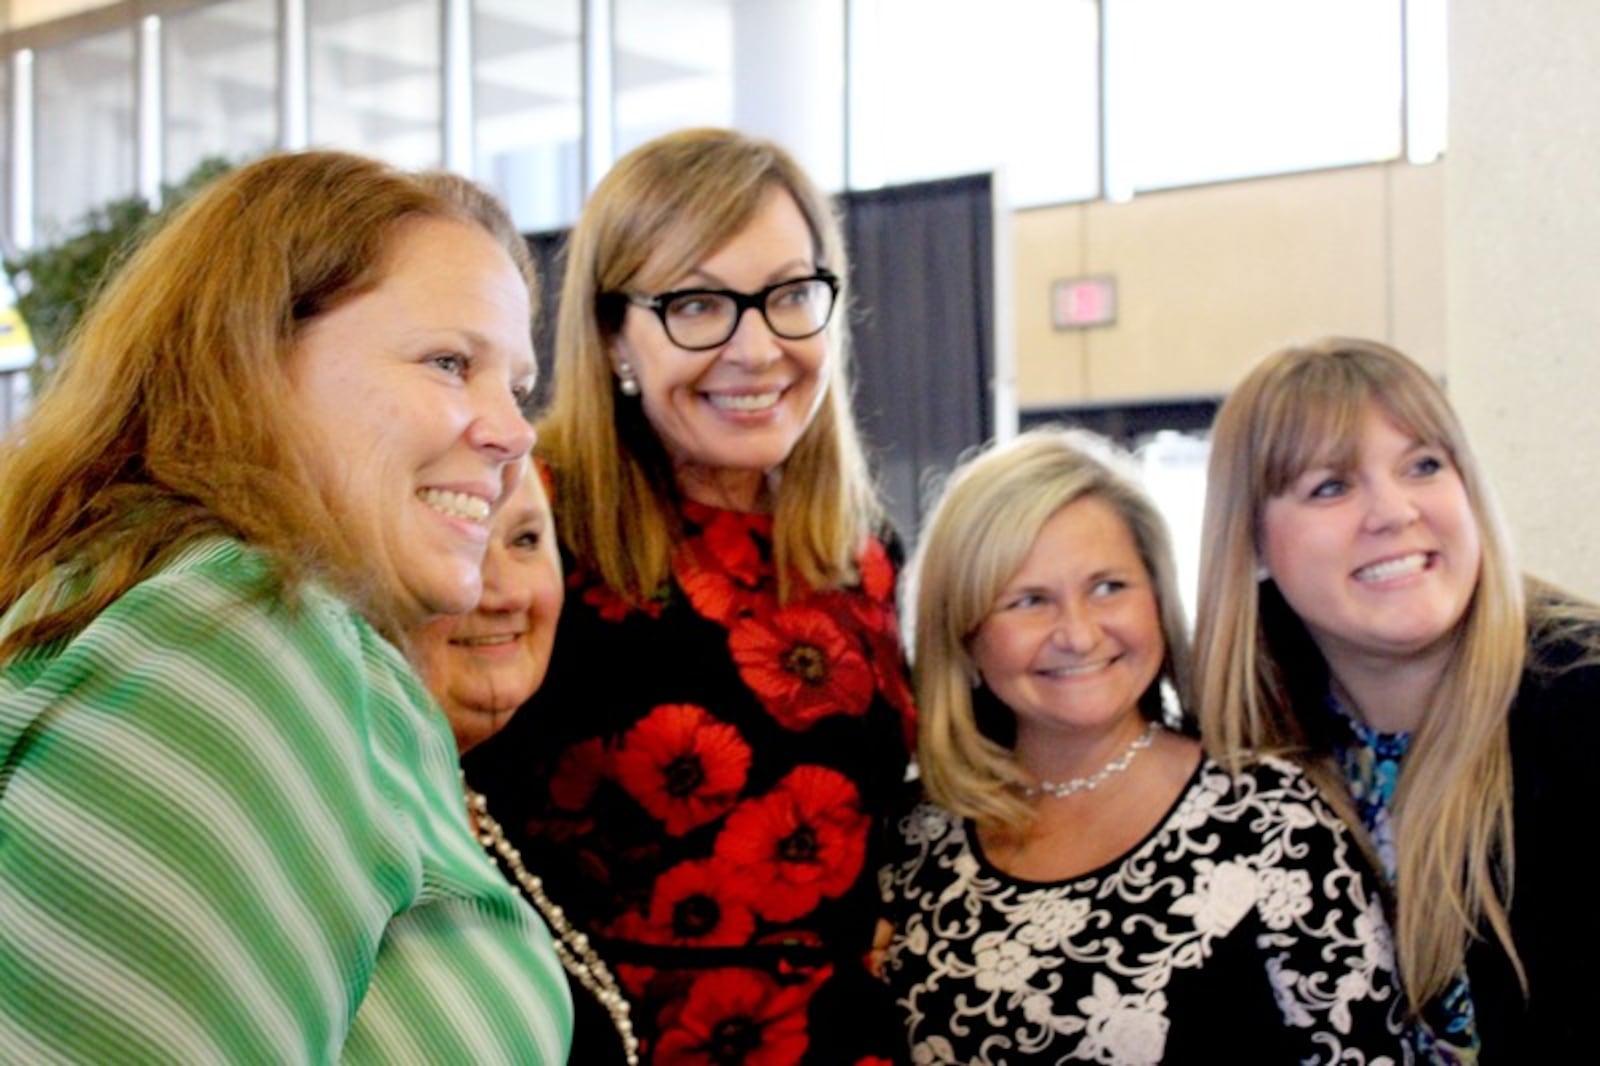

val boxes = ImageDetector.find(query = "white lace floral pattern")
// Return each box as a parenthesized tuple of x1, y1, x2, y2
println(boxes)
(879, 757, 1409, 1064)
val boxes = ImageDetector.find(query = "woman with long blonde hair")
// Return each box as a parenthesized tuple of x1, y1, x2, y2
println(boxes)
(463, 128, 912, 1063)
(879, 428, 1405, 1063)
(1195, 336, 1599, 1059)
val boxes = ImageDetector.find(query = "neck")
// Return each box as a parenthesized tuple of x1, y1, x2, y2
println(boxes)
(1016, 713, 1155, 786)
(674, 463, 769, 512)
(1324, 641, 1453, 733)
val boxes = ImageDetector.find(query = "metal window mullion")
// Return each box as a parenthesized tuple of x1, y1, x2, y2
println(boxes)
(279, 0, 307, 149)
(581, 0, 614, 193)
(137, 14, 161, 203)
(443, 0, 472, 173)
(11, 49, 34, 250)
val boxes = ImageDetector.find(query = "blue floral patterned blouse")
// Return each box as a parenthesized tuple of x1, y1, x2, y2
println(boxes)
(1333, 699, 1479, 1064)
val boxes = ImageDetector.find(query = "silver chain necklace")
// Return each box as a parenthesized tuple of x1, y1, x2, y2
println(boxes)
(1020, 720, 1161, 800)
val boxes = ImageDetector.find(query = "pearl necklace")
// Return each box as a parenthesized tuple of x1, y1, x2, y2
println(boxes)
(1020, 721, 1161, 800)
(466, 788, 640, 1065)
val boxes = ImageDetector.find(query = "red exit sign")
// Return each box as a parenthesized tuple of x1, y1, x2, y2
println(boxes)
(1051, 275, 1117, 330)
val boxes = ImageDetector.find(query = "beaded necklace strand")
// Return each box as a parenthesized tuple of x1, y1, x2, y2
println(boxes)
(466, 788, 640, 1065)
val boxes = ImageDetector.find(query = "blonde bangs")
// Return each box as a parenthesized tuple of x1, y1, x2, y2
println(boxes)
(1247, 344, 1460, 507)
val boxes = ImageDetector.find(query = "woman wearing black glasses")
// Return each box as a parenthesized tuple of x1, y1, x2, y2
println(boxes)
(464, 128, 912, 1064)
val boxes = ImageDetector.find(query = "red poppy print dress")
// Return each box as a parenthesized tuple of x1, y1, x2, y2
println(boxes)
(463, 500, 915, 1066)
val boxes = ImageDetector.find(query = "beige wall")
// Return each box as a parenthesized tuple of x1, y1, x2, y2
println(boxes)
(3, 0, 114, 30)
(1449, 1, 1600, 599)
(1010, 160, 1445, 409)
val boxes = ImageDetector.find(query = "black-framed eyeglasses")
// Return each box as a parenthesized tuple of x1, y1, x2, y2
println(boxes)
(609, 270, 840, 352)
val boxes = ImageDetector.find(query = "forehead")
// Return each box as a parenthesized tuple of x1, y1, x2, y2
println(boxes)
(639, 186, 815, 288)
(1011, 496, 1142, 579)
(1261, 394, 1440, 494)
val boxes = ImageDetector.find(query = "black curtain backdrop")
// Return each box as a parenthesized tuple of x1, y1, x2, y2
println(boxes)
(521, 172, 995, 545)
(840, 173, 994, 542)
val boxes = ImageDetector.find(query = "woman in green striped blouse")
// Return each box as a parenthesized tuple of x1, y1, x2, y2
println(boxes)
(0, 151, 572, 1062)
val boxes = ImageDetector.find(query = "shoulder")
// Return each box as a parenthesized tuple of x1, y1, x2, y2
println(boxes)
(1182, 756, 1358, 857)
(4, 537, 438, 780)
(1194, 753, 1328, 810)
(1502, 627, 1600, 830)
(882, 797, 967, 874)
(894, 798, 962, 845)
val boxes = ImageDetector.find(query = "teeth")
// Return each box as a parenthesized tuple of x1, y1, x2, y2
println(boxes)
(1355, 553, 1428, 583)
(451, 634, 519, 647)
(419, 489, 490, 523)
(708, 391, 780, 412)
(1042, 661, 1109, 678)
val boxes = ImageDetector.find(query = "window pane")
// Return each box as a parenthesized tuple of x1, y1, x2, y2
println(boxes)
(1111, 0, 1404, 193)
(163, 0, 278, 183)
(474, 0, 582, 232)
(614, 0, 844, 190)
(35, 27, 136, 238)
(849, 0, 1100, 207)
(310, 0, 442, 169)
(0, 57, 10, 250)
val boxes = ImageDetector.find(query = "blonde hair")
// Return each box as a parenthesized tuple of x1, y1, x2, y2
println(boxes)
(539, 127, 881, 603)
(907, 427, 1194, 836)
(1194, 336, 1536, 1009)
(0, 151, 537, 654)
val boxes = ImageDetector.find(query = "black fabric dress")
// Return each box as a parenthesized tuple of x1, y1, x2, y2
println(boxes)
(878, 757, 1410, 1065)
(465, 500, 914, 1065)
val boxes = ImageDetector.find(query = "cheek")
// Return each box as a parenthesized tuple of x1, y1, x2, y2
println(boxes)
(969, 622, 1017, 679)
(413, 617, 460, 695)
(525, 562, 565, 638)
(1259, 504, 1314, 577)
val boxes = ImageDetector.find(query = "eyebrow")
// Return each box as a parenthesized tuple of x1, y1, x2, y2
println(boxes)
(676, 259, 816, 290)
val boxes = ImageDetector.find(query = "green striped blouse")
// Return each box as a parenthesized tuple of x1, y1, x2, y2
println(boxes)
(0, 538, 572, 1063)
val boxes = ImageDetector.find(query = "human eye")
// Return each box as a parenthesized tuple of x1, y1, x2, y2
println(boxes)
(665, 291, 727, 320)
(511, 379, 535, 412)
(510, 527, 543, 552)
(1408, 451, 1447, 477)
(770, 279, 815, 308)
(428, 351, 470, 378)
(1305, 474, 1348, 500)
(1089, 577, 1129, 598)
(1000, 591, 1044, 611)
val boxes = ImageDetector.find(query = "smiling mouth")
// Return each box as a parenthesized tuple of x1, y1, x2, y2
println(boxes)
(418, 489, 491, 523)
(1037, 659, 1115, 678)
(449, 634, 522, 648)
(1353, 552, 1431, 583)
(706, 390, 782, 413)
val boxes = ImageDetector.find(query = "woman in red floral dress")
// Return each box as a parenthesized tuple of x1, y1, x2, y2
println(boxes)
(462, 128, 914, 1065)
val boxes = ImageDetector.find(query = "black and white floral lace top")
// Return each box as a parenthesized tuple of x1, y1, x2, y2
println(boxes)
(878, 756, 1409, 1065)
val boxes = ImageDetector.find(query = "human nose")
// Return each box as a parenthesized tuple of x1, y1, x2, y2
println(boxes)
(467, 381, 536, 460)
(1049, 600, 1098, 653)
(721, 304, 783, 368)
(1362, 475, 1420, 533)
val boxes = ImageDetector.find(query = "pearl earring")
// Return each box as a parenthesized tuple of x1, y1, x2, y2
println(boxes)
(617, 361, 640, 397)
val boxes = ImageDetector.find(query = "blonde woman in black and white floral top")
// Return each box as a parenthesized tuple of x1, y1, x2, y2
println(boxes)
(877, 429, 1408, 1064)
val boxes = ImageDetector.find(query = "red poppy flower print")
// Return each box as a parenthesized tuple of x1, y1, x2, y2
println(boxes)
(614, 857, 757, 948)
(729, 606, 874, 731)
(614, 704, 752, 835)
(714, 766, 869, 922)
(653, 968, 814, 1066)
(548, 738, 608, 811)
(575, 568, 666, 622)
(855, 535, 895, 604)
(674, 509, 771, 625)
